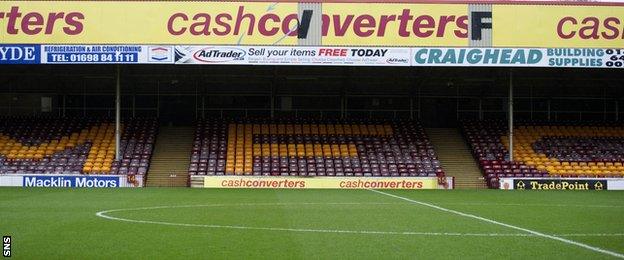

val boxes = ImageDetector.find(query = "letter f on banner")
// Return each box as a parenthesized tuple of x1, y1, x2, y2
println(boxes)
(471, 11, 492, 40)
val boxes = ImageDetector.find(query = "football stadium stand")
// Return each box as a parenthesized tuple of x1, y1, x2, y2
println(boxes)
(462, 120, 624, 188)
(189, 118, 445, 177)
(0, 117, 156, 175)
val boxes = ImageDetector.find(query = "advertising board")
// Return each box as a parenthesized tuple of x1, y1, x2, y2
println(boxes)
(0, 174, 144, 187)
(499, 177, 624, 190)
(1, 1, 622, 48)
(195, 176, 454, 189)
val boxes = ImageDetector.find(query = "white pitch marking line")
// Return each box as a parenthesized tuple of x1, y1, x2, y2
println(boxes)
(95, 203, 624, 239)
(438, 202, 624, 209)
(368, 189, 624, 259)
(560, 234, 624, 237)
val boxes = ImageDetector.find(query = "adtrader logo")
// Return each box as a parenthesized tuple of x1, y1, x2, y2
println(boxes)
(193, 47, 246, 63)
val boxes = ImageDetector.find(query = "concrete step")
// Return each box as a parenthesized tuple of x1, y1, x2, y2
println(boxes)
(427, 128, 487, 189)
(146, 126, 194, 187)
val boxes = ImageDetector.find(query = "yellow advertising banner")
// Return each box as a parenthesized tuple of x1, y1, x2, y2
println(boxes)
(202, 176, 441, 189)
(0, 1, 469, 46)
(1, 1, 622, 47)
(321, 4, 468, 46)
(0, 1, 300, 45)
(493, 5, 624, 48)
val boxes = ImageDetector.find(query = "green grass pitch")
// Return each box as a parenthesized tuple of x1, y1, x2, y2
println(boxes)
(1, 188, 623, 259)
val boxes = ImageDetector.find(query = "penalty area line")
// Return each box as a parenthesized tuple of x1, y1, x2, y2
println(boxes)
(368, 189, 624, 259)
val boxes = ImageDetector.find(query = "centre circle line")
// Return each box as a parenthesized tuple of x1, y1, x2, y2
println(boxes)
(95, 202, 624, 238)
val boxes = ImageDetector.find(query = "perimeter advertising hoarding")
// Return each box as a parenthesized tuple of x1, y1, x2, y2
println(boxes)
(499, 178, 624, 190)
(23, 175, 121, 187)
(197, 176, 453, 189)
(1, 1, 622, 48)
(0, 174, 144, 187)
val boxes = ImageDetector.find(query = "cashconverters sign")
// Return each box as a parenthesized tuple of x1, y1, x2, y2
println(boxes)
(494, 5, 624, 48)
(0, 1, 623, 48)
(195, 176, 452, 189)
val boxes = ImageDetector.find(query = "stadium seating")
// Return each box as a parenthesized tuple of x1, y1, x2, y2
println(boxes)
(109, 118, 157, 175)
(462, 120, 624, 188)
(189, 119, 444, 177)
(0, 117, 156, 175)
(509, 125, 624, 177)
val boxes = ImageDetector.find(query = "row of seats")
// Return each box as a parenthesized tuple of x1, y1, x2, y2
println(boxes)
(0, 117, 156, 175)
(189, 119, 444, 177)
(462, 120, 624, 188)
(4, 116, 623, 186)
(508, 125, 624, 176)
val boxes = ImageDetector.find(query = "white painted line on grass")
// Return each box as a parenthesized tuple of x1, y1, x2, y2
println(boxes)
(95, 203, 624, 240)
(95, 203, 529, 237)
(438, 202, 624, 209)
(560, 233, 624, 237)
(368, 189, 624, 259)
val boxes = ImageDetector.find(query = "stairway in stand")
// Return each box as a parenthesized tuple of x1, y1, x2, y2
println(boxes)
(146, 126, 194, 187)
(426, 128, 487, 189)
